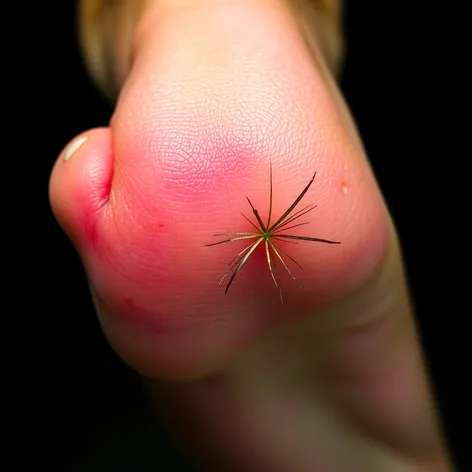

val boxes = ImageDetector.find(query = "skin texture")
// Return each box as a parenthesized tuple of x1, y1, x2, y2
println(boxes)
(49, 0, 453, 470)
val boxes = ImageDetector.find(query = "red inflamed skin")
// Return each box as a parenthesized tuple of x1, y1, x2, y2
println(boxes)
(50, 6, 388, 375)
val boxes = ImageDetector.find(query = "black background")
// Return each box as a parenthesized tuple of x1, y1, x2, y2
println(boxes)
(18, 1, 467, 470)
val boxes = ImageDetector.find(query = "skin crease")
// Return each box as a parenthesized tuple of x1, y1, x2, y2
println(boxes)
(48, 0, 453, 471)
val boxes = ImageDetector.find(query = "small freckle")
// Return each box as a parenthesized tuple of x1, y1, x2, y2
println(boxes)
(341, 181, 349, 195)
(124, 297, 135, 307)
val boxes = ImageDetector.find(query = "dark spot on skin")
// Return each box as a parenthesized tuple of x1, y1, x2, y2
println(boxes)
(124, 296, 135, 307)
(158, 223, 165, 229)
(83, 215, 100, 249)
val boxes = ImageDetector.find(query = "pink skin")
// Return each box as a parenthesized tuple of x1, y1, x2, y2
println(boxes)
(49, 5, 388, 379)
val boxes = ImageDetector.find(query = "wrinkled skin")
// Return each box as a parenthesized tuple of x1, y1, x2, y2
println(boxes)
(49, 1, 453, 471)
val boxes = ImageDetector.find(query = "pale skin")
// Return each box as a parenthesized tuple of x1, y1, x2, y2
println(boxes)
(49, 1, 453, 471)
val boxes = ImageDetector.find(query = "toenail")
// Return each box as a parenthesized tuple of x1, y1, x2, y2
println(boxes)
(64, 136, 88, 161)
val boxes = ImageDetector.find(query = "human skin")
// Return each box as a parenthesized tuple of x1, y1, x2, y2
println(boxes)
(49, 1, 453, 470)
